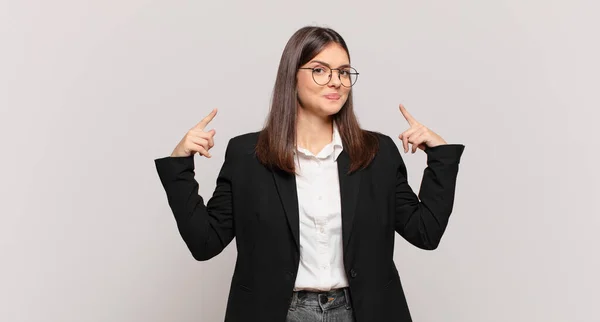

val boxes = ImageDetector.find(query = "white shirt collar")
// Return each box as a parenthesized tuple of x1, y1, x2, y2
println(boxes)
(331, 121, 344, 160)
(295, 121, 344, 161)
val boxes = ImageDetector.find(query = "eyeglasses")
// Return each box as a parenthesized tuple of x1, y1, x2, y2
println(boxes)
(298, 66, 359, 87)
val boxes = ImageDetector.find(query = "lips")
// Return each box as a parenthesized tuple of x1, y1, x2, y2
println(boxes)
(324, 93, 340, 100)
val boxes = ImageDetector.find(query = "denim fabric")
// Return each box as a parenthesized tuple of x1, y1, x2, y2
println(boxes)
(286, 288, 355, 322)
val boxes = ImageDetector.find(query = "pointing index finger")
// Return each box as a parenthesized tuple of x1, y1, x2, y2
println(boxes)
(196, 108, 218, 130)
(399, 104, 418, 126)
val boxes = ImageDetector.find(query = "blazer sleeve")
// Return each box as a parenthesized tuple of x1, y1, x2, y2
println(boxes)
(385, 135, 465, 250)
(154, 140, 235, 261)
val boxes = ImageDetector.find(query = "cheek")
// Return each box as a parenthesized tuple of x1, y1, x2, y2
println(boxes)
(297, 88, 312, 106)
(339, 90, 351, 103)
(297, 85, 321, 105)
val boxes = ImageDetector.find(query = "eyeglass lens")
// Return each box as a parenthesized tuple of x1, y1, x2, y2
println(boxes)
(312, 66, 358, 87)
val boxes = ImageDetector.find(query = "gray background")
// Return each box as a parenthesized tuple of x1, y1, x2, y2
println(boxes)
(1, 0, 598, 321)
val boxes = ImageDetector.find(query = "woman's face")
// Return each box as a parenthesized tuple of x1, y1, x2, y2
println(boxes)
(296, 43, 352, 118)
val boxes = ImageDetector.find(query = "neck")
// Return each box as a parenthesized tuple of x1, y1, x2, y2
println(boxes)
(296, 108, 334, 155)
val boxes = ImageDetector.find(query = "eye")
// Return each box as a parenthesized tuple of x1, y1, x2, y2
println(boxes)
(313, 67, 327, 74)
(339, 69, 350, 76)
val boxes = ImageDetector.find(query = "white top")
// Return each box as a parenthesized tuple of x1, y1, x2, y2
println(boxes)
(292, 122, 349, 291)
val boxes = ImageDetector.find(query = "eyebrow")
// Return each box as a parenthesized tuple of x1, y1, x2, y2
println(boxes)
(308, 60, 351, 69)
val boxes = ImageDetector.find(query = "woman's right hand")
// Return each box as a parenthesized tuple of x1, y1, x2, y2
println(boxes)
(170, 109, 217, 158)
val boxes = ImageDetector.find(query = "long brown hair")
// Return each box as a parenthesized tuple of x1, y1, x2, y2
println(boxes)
(256, 26, 379, 174)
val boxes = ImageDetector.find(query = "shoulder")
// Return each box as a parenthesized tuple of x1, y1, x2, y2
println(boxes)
(361, 130, 403, 170)
(224, 131, 261, 158)
(364, 130, 399, 154)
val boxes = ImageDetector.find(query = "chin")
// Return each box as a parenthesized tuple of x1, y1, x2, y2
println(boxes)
(320, 99, 346, 115)
(332, 102, 347, 114)
(299, 98, 346, 117)
(317, 105, 343, 117)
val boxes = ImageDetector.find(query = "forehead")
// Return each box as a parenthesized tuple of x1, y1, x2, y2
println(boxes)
(309, 43, 350, 66)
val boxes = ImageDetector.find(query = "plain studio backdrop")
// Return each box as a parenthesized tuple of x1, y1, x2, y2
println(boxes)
(1, 0, 598, 321)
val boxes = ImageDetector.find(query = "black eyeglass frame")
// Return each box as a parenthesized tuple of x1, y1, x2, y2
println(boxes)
(298, 66, 360, 87)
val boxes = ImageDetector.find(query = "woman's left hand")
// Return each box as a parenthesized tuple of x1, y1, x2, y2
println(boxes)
(398, 104, 447, 153)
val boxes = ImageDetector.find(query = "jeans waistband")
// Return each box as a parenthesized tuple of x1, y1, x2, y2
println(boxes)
(289, 287, 352, 311)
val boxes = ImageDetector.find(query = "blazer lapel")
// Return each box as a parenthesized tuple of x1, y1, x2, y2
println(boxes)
(272, 168, 300, 252)
(337, 150, 362, 253)
(271, 150, 362, 254)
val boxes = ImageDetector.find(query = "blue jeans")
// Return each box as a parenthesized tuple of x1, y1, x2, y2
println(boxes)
(286, 288, 355, 322)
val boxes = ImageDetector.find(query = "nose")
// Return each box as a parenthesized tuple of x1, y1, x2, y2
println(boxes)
(328, 70, 342, 87)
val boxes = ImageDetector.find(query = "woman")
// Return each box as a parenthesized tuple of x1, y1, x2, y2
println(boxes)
(155, 26, 465, 322)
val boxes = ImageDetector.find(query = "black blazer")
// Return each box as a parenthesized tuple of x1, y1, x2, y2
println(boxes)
(154, 131, 465, 322)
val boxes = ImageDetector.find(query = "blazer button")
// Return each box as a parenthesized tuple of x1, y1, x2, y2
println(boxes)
(350, 269, 357, 278)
